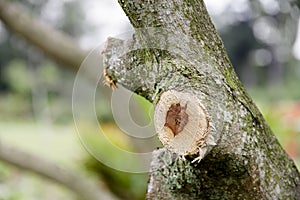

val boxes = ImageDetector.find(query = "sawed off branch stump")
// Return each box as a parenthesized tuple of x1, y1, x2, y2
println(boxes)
(102, 0, 300, 199)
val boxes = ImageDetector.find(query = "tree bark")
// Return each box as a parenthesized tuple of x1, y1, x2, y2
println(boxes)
(0, 0, 88, 71)
(102, 0, 300, 199)
(0, 141, 118, 200)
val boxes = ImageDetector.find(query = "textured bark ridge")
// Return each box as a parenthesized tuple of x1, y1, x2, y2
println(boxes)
(103, 0, 300, 199)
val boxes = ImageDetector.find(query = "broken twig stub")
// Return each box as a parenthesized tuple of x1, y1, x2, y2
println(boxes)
(154, 90, 212, 161)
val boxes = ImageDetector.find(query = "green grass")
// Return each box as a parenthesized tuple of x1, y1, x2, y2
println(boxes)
(0, 122, 84, 168)
(0, 122, 85, 199)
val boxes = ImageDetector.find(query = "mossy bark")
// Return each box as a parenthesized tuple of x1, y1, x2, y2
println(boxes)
(103, 0, 300, 199)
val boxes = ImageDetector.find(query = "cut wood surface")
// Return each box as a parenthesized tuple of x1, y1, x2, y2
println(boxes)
(102, 0, 300, 199)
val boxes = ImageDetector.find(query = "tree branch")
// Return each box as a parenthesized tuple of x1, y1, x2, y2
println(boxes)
(0, 0, 88, 70)
(0, 141, 118, 200)
(102, 0, 300, 199)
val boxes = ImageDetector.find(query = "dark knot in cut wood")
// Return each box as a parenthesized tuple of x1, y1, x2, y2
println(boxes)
(165, 103, 188, 136)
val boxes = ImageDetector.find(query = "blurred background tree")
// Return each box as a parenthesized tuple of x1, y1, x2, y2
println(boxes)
(0, 0, 299, 199)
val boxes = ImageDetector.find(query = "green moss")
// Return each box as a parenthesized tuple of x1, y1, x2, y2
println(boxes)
(111, 1, 300, 199)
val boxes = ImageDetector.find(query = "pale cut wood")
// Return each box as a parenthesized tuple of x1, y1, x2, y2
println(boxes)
(102, 0, 300, 199)
(154, 90, 212, 160)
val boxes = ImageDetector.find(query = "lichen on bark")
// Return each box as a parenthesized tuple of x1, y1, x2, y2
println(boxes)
(102, 0, 300, 199)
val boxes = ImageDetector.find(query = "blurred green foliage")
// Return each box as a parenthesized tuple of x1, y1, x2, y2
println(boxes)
(79, 123, 148, 200)
(249, 90, 300, 169)
(0, 123, 82, 199)
(3, 59, 31, 95)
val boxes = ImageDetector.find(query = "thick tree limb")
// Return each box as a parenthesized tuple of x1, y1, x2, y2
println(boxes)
(102, 0, 300, 199)
(0, 0, 88, 70)
(0, 141, 118, 200)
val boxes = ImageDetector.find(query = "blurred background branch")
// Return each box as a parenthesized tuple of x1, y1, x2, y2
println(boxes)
(0, 140, 118, 200)
(0, 0, 88, 70)
(0, 0, 148, 199)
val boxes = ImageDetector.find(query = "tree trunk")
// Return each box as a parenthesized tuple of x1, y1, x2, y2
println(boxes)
(102, 0, 300, 199)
